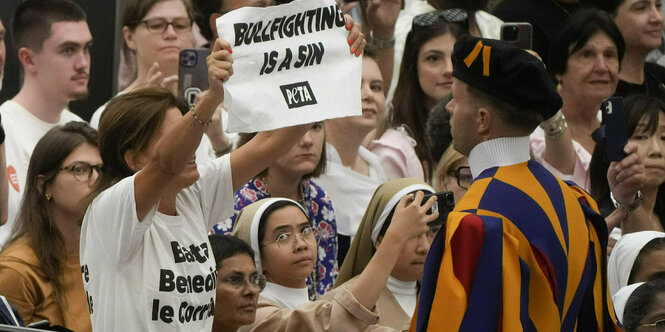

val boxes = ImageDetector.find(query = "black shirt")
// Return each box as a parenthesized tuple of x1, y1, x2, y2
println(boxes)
(615, 62, 665, 102)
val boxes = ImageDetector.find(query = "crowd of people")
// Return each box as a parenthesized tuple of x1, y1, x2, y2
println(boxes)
(0, 0, 664, 331)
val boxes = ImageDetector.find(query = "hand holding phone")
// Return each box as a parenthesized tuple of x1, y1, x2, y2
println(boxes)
(601, 96, 628, 162)
(500, 22, 533, 50)
(178, 48, 210, 108)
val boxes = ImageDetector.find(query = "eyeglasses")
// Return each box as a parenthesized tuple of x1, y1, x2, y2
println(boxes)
(638, 319, 665, 330)
(448, 166, 472, 189)
(221, 272, 267, 291)
(412, 9, 468, 33)
(262, 227, 318, 249)
(59, 161, 102, 182)
(140, 17, 192, 34)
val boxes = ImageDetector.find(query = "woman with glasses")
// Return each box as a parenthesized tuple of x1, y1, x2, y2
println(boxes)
(231, 195, 436, 331)
(434, 145, 470, 203)
(0, 122, 99, 331)
(621, 279, 665, 332)
(370, 10, 466, 182)
(212, 122, 339, 300)
(89, 0, 234, 165)
(330, 178, 442, 330)
(210, 234, 266, 332)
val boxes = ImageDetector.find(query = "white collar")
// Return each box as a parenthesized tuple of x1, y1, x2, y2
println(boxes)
(468, 136, 531, 179)
(386, 276, 417, 296)
(260, 282, 309, 309)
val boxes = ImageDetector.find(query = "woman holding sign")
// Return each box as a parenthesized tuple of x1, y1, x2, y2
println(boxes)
(79, 39, 313, 331)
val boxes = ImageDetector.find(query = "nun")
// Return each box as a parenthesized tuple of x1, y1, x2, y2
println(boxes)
(231, 195, 436, 331)
(328, 178, 442, 329)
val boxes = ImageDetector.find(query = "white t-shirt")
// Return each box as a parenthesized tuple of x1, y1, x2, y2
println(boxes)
(0, 100, 84, 246)
(314, 143, 386, 237)
(80, 154, 234, 331)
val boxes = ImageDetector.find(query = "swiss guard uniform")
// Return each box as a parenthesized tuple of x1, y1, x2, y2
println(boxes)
(411, 36, 620, 332)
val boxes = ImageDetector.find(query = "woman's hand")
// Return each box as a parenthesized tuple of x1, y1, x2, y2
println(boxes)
(344, 14, 366, 57)
(140, 62, 178, 95)
(384, 191, 438, 244)
(608, 142, 646, 204)
(205, 38, 234, 104)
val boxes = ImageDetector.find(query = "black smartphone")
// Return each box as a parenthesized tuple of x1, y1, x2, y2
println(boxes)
(500, 22, 533, 50)
(178, 48, 210, 108)
(422, 191, 455, 226)
(601, 97, 628, 162)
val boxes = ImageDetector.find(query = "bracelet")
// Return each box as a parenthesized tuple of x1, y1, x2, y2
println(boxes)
(371, 32, 395, 50)
(214, 143, 233, 157)
(611, 190, 643, 212)
(190, 104, 212, 128)
(540, 110, 567, 139)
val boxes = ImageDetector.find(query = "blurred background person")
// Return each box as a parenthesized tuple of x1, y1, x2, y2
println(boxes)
(315, 48, 387, 264)
(532, 9, 624, 192)
(370, 11, 465, 182)
(0, 122, 98, 331)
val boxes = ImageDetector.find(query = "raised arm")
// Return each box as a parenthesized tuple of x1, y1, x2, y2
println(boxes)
(133, 38, 232, 220)
(349, 191, 437, 309)
(363, 0, 401, 93)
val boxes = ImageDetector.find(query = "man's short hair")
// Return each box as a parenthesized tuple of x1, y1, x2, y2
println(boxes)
(466, 84, 544, 133)
(12, 0, 87, 52)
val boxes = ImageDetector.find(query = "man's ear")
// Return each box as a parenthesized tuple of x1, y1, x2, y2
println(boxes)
(18, 47, 37, 75)
(477, 107, 493, 138)
(209, 13, 222, 41)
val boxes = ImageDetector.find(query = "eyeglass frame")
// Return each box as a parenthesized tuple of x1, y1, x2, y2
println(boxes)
(261, 226, 319, 249)
(221, 272, 267, 292)
(139, 17, 193, 34)
(447, 166, 472, 189)
(638, 318, 665, 329)
(411, 9, 468, 34)
(59, 161, 103, 183)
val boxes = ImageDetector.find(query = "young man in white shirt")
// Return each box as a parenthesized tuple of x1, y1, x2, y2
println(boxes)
(0, 0, 92, 245)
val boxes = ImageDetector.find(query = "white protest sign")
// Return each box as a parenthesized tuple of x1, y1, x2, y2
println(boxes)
(216, 0, 362, 133)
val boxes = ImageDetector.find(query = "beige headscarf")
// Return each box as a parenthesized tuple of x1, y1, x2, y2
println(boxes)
(334, 178, 434, 287)
(231, 198, 309, 275)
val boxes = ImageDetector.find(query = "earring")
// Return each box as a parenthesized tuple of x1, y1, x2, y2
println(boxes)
(45, 193, 51, 201)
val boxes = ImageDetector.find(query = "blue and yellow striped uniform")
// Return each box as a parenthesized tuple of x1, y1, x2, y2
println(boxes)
(412, 160, 620, 331)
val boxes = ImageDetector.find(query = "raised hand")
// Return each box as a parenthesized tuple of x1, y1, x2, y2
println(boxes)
(344, 14, 367, 57)
(364, 0, 401, 40)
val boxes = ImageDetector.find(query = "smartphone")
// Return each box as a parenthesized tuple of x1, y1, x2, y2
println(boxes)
(178, 48, 210, 108)
(422, 191, 455, 226)
(500, 22, 533, 50)
(601, 97, 628, 162)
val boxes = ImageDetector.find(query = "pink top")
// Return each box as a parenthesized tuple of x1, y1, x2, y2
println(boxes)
(530, 127, 592, 191)
(369, 127, 425, 181)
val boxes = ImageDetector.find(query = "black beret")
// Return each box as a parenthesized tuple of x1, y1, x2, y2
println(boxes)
(452, 35, 562, 119)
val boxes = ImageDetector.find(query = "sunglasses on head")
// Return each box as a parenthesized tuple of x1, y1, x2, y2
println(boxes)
(412, 9, 468, 33)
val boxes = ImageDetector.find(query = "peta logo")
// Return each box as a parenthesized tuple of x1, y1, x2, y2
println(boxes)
(279, 81, 318, 109)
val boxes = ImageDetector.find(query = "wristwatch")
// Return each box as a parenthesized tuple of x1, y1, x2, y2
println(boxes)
(611, 190, 643, 212)
(371, 32, 395, 50)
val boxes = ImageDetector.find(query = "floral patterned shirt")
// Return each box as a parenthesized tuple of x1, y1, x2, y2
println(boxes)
(211, 177, 338, 299)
